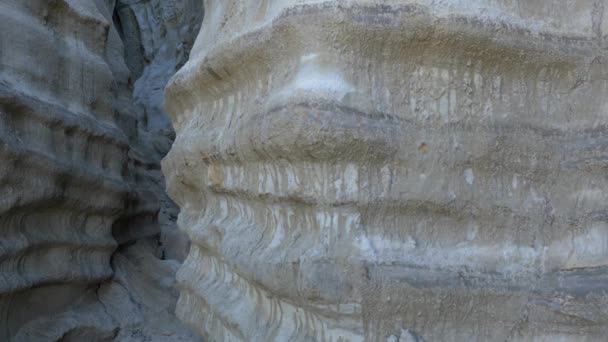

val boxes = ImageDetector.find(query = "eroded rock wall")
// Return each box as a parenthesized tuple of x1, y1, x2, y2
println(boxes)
(0, 1, 128, 339)
(112, 0, 204, 261)
(163, 1, 608, 341)
(0, 0, 202, 340)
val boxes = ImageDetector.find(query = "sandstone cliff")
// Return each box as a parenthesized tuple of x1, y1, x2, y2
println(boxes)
(3, 0, 608, 341)
(163, 1, 608, 340)
(0, 0, 202, 340)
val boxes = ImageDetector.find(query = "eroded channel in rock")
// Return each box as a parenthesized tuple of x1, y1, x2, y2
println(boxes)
(2, 0, 608, 341)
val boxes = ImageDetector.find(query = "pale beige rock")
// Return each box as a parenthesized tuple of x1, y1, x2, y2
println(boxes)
(164, 0, 608, 340)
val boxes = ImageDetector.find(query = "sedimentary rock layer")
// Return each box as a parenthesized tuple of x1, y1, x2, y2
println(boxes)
(0, 0, 203, 340)
(0, 1, 129, 339)
(164, 1, 608, 340)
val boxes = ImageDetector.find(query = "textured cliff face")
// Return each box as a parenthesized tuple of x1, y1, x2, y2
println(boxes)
(164, 0, 608, 340)
(0, 0, 202, 340)
(0, 1, 128, 339)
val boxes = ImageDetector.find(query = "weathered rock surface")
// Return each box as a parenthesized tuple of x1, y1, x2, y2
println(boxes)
(112, 0, 204, 262)
(0, 1, 128, 338)
(0, 0, 202, 340)
(164, 1, 608, 340)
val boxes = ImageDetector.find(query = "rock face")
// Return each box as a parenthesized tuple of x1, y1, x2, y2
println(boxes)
(0, 1, 128, 339)
(112, 0, 204, 262)
(0, 0, 202, 340)
(163, 1, 608, 340)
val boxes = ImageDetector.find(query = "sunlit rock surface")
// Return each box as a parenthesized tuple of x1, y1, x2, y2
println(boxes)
(0, 0, 202, 340)
(163, 0, 608, 340)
